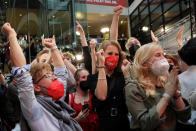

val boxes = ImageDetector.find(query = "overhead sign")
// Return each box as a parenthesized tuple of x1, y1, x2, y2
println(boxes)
(76, 0, 127, 7)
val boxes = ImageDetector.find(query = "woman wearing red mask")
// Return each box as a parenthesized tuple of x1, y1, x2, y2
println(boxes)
(68, 69, 99, 131)
(87, 40, 130, 131)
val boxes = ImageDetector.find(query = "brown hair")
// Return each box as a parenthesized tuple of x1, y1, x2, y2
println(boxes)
(30, 63, 52, 83)
(74, 68, 88, 82)
(164, 54, 179, 67)
(100, 40, 125, 72)
(36, 49, 50, 63)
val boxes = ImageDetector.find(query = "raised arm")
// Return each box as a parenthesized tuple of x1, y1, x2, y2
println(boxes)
(90, 39, 97, 75)
(95, 49, 107, 101)
(76, 21, 88, 47)
(110, 5, 124, 41)
(42, 36, 64, 67)
(1, 23, 26, 66)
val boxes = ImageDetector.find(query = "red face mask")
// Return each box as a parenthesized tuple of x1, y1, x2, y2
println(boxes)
(105, 56, 119, 71)
(47, 80, 64, 100)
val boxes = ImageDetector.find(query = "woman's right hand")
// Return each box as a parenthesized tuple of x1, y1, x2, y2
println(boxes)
(96, 49, 105, 66)
(75, 108, 90, 122)
(164, 67, 179, 97)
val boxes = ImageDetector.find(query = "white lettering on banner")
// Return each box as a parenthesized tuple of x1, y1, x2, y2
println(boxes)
(112, 0, 117, 4)
(78, 0, 127, 7)
(105, 0, 111, 4)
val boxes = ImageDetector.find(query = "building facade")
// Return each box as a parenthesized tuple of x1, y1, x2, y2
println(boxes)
(129, 0, 196, 55)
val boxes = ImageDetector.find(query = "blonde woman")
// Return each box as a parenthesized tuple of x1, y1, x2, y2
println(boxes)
(122, 43, 191, 131)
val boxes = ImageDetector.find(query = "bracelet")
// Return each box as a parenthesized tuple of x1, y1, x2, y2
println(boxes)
(98, 78, 106, 80)
(51, 46, 57, 51)
(96, 66, 105, 68)
(163, 93, 171, 100)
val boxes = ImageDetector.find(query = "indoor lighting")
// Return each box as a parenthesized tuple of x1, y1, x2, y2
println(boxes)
(100, 27, 109, 33)
(142, 26, 149, 32)
(76, 12, 83, 19)
(76, 31, 80, 36)
(75, 54, 83, 61)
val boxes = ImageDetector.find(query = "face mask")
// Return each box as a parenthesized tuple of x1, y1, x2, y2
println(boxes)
(129, 44, 140, 60)
(47, 80, 64, 100)
(105, 56, 119, 71)
(80, 80, 89, 91)
(151, 58, 169, 76)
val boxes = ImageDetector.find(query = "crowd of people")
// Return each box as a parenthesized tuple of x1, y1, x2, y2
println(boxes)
(0, 5, 196, 131)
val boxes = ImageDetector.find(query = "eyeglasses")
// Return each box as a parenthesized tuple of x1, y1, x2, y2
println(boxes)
(34, 73, 55, 84)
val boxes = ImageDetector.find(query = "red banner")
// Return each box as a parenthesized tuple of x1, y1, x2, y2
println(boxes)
(76, 0, 127, 7)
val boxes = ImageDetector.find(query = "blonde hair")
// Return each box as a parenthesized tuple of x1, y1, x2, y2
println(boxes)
(63, 51, 74, 61)
(125, 37, 141, 50)
(30, 63, 52, 83)
(132, 42, 163, 98)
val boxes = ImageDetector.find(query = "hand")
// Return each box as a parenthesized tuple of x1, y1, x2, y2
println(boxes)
(1, 23, 16, 37)
(164, 67, 179, 97)
(121, 59, 131, 78)
(96, 49, 105, 66)
(76, 21, 84, 34)
(90, 39, 97, 49)
(75, 108, 90, 122)
(176, 26, 184, 48)
(113, 5, 124, 15)
(151, 30, 158, 43)
(42, 35, 56, 49)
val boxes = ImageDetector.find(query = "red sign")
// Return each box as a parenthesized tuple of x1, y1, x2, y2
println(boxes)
(76, 0, 127, 7)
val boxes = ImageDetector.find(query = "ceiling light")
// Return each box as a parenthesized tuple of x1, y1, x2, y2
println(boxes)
(5, 1, 8, 4)
(100, 27, 109, 33)
(76, 31, 80, 36)
(120, 21, 123, 24)
(19, 14, 22, 17)
(142, 26, 148, 32)
(76, 12, 83, 19)
(52, 15, 55, 18)
(75, 54, 83, 61)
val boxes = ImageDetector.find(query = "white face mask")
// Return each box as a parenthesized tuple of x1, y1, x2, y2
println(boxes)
(151, 58, 169, 76)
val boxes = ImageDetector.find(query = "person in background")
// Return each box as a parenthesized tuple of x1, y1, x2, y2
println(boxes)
(1, 22, 82, 131)
(63, 51, 74, 63)
(178, 38, 196, 129)
(123, 42, 191, 131)
(68, 69, 99, 131)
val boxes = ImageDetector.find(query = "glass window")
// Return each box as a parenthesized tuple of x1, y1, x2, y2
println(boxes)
(164, 3, 180, 24)
(151, 5, 162, 21)
(149, 0, 161, 12)
(0, 0, 78, 66)
(139, 0, 148, 13)
(140, 6, 148, 20)
(152, 16, 163, 31)
(163, 1, 178, 13)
